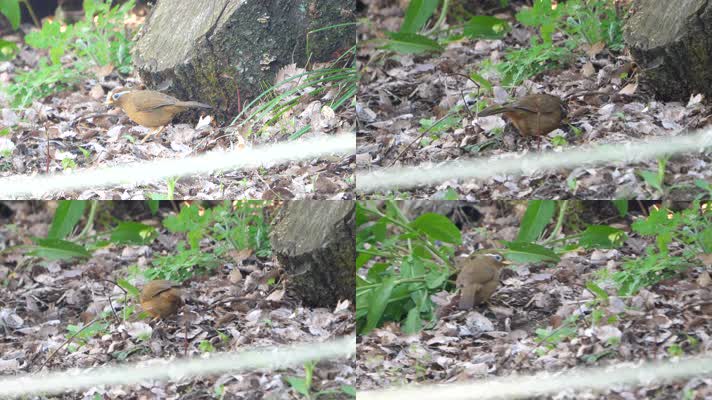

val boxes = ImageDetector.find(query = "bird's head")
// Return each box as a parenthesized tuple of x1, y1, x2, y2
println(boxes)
(105, 87, 132, 107)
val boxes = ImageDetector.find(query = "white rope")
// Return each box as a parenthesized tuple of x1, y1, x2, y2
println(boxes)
(356, 129, 712, 192)
(0, 133, 355, 197)
(0, 336, 355, 397)
(359, 355, 712, 400)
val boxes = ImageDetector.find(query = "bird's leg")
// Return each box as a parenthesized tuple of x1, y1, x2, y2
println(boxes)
(140, 125, 166, 144)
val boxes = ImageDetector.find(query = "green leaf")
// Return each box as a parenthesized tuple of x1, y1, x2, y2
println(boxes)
(699, 226, 712, 253)
(0, 0, 20, 30)
(400, 0, 439, 33)
(425, 268, 448, 289)
(503, 241, 560, 263)
(612, 200, 628, 217)
(463, 16, 510, 39)
(48, 201, 87, 239)
(585, 281, 609, 302)
(362, 277, 396, 334)
(117, 278, 140, 298)
(83, 0, 96, 18)
(382, 32, 443, 54)
(29, 238, 91, 260)
(578, 225, 627, 249)
(517, 200, 555, 242)
(410, 213, 461, 244)
(356, 252, 374, 269)
(147, 200, 159, 215)
(285, 376, 309, 395)
(402, 307, 422, 334)
(110, 221, 157, 245)
(49, 46, 65, 65)
(25, 21, 61, 49)
(639, 170, 663, 192)
(469, 71, 493, 93)
(0, 39, 18, 61)
(341, 385, 357, 396)
(366, 263, 388, 283)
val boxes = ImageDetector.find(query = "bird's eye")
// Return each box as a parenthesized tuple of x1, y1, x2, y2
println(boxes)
(488, 254, 502, 262)
(112, 93, 121, 100)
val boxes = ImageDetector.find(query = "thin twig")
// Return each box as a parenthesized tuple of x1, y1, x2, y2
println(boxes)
(20, 0, 40, 28)
(34, 317, 101, 373)
(101, 278, 126, 324)
(389, 112, 457, 167)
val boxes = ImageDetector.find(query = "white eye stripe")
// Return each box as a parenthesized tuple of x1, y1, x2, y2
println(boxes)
(483, 253, 503, 262)
(106, 90, 131, 102)
(112, 91, 130, 99)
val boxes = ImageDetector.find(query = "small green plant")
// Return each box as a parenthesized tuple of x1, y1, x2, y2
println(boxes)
(66, 321, 110, 351)
(356, 201, 461, 335)
(7, 0, 134, 107)
(419, 113, 462, 134)
(214, 385, 225, 400)
(535, 314, 578, 352)
(551, 135, 567, 147)
(198, 340, 215, 353)
(232, 24, 356, 140)
(144, 201, 272, 282)
(638, 156, 669, 197)
(606, 201, 712, 296)
(495, 0, 624, 86)
(61, 157, 77, 170)
(380, 1, 509, 54)
(496, 33, 575, 86)
(286, 361, 316, 398)
(5, 201, 158, 262)
(357, 200, 628, 335)
(667, 343, 683, 357)
(285, 361, 354, 399)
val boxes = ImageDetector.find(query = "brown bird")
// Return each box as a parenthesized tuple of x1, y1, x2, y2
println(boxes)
(105, 88, 211, 143)
(140, 280, 183, 319)
(455, 252, 511, 309)
(478, 94, 566, 137)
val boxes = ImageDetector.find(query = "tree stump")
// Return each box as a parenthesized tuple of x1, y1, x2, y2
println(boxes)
(270, 201, 354, 308)
(624, 0, 712, 101)
(133, 0, 355, 119)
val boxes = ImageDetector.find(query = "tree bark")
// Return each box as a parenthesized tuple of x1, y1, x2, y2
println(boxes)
(270, 201, 355, 308)
(624, 0, 712, 101)
(133, 0, 355, 120)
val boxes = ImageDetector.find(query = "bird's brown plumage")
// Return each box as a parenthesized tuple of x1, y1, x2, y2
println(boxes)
(455, 252, 510, 309)
(479, 94, 566, 137)
(140, 280, 182, 319)
(106, 88, 211, 142)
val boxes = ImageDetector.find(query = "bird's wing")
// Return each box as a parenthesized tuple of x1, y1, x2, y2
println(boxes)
(131, 91, 181, 111)
(468, 265, 497, 283)
(510, 104, 539, 114)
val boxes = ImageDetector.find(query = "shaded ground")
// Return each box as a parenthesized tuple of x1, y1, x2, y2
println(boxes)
(0, 202, 355, 398)
(355, 0, 712, 199)
(0, 7, 354, 200)
(355, 202, 712, 398)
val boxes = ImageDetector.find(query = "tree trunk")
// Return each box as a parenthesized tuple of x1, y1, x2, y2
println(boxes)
(624, 0, 712, 101)
(133, 0, 355, 120)
(270, 201, 355, 308)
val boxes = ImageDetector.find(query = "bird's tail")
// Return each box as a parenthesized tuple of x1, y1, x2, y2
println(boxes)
(177, 101, 212, 109)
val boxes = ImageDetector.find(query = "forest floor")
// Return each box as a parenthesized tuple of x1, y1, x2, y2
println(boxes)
(355, 202, 712, 398)
(0, 202, 355, 398)
(0, 8, 354, 200)
(356, 0, 712, 199)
